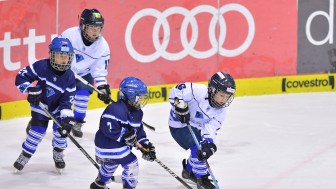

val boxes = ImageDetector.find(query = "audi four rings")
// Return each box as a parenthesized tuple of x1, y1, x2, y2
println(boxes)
(125, 4, 255, 63)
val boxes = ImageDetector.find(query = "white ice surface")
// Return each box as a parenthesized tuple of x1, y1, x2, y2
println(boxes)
(1, 92, 336, 189)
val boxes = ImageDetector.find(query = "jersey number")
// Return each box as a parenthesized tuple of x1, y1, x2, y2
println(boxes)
(175, 83, 186, 90)
(107, 122, 112, 132)
(105, 59, 110, 70)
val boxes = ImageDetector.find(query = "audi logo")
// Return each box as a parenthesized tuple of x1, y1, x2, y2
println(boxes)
(125, 4, 255, 63)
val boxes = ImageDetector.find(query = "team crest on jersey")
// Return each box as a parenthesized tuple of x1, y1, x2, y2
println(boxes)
(76, 54, 84, 63)
(195, 111, 204, 119)
(46, 87, 55, 98)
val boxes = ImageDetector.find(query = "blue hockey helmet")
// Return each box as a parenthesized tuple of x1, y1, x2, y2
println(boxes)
(208, 72, 236, 108)
(79, 9, 104, 42)
(49, 37, 74, 71)
(119, 77, 149, 110)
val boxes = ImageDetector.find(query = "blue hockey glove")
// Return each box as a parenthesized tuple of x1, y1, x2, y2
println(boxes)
(139, 140, 156, 162)
(97, 84, 111, 104)
(27, 87, 42, 106)
(57, 117, 76, 138)
(122, 129, 137, 146)
(173, 99, 190, 123)
(196, 141, 217, 161)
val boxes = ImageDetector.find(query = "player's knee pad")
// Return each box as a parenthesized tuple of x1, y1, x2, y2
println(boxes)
(98, 162, 119, 183)
(121, 158, 139, 188)
(31, 118, 49, 128)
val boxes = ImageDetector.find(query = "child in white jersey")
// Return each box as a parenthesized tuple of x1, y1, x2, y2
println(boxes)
(168, 72, 236, 189)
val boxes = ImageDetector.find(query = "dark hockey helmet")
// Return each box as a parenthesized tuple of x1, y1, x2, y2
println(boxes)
(208, 72, 236, 108)
(79, 9, 104, 42)
(119, 77, 149, 110)
(49, 37, 74, 71)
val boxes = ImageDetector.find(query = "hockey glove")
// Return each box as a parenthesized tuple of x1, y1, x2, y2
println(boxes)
(27, 87, 42, 106)
(174, 101, 190, 123)
(58, 117, 76, 138)
(139, 140, 156, 162)
(122, 129, 137, 146)
(196, 141, 217, 161)
(97, 84, 111, 104)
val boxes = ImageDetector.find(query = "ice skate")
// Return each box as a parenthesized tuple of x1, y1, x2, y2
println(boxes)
(122, 181, 135, 189)
(181, 159, 197, 185)
(13, 151, 31, 173)
(71, 120, 85, 138)
(53, 147, 65, 174)
(90, 176, 110, 189)
(197, 175, 215, 189)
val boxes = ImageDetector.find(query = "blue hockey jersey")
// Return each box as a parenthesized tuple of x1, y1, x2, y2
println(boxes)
(15, 59, 76, 118)
(94, 100, 147, 159)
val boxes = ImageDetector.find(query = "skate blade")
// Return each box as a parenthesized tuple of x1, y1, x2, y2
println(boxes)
(55, 168, 63, 174)
(13, 169, 21, 174)
(182, 178, 197, 186)
(182, 178, 215, 185)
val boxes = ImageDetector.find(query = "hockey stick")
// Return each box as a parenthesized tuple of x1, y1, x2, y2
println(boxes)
(38, 102, 100, 170)
(133, 143, 193, 189)
(38, 102, 157, 185)
(154, 158, 193, 189)
(75, 74, 105, 98)
(142, 121, 156, 131)
(186, 122, 221, 189)
(111, 158, 192, 189)
(74, 74, 156, 132)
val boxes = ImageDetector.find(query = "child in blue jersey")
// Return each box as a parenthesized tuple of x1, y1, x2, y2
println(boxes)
(169, 72, 236, 189)
(13, 37, 77, 173)
(25, 9, 111, 138)
(90, 77, 156, 189)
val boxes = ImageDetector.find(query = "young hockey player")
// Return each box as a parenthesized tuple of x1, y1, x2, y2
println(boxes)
(90, 76, 156, 189)
(13, 37, 76, 173)
(169, 72, 236, 189)
(60, 8, 111, 138)
(26, 8, 112, 137)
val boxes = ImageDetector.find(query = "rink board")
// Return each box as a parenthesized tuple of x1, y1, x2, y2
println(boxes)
(0, 73, 335, 120)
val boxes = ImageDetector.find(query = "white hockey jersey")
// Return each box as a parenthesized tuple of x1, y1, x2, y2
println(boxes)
(60, 27, 110, 87)
(168, 82, 227, 142)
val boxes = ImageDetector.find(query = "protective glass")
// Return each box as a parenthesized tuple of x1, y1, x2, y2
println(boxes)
(130, 94, 149, 110)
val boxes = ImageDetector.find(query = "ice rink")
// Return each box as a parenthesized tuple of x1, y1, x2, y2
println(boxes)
(1, 92, 336, 189)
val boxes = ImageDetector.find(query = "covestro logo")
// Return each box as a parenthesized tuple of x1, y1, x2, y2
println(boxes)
(282, 76, 334, 92)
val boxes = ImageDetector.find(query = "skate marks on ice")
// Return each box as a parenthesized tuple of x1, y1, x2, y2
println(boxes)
(1, 92, 336, 188)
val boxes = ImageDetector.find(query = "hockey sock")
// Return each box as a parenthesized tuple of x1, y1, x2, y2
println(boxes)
(74, 89, 90, 121)
(22, 125, 47, 155)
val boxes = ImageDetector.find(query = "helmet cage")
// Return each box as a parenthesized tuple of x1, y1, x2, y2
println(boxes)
(50, 51, 74, 71)
(49, 37, 74, 71)
(82, 24, 104, 42)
